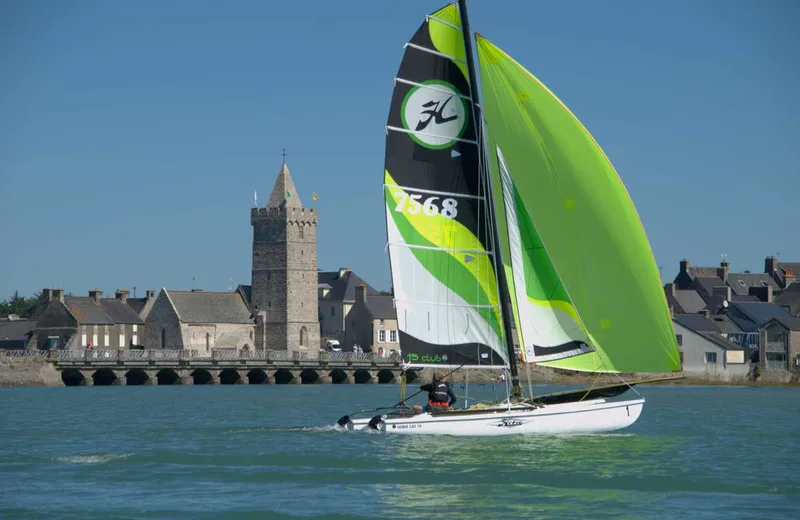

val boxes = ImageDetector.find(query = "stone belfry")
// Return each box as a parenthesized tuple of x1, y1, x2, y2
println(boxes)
(251, 161, 320, 351)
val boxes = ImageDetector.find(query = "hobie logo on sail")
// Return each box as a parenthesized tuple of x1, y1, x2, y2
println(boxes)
(401, 80, 468, 149)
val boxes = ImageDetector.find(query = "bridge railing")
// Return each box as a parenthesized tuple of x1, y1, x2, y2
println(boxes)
(1, 349, 403, 365)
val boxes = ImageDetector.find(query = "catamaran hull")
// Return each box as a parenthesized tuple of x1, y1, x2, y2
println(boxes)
(346, 398, 644, 436)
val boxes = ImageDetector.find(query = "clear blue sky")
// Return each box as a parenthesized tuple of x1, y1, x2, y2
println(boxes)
(1, 0, 798, 298)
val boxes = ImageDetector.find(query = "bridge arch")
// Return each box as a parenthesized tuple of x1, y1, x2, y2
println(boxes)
(300, 369, 319, 384)
(274, 368, 295, 384)
(353, 369, 374, 384)
(377, 369, 397, 384)
(156, 368, 180, 385)
(219, 369, 242, 385)
(61, 369, 85, 386)
(192, 369, 214, 385)
(93, 368, 118, 386)
(330, 369, 350, 384)
(125, 368, 150, 386)
(247, 369, 268, 384)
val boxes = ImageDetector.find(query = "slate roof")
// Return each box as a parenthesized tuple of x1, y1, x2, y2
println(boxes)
(774, 283, 800, 309)
(64, 297, 144, 325)
(673, 314, 720, 333)
(694, 277, 728, 301)
(673, 290, 706, 314)
(726, 273, 779, 295)
(731, 294, 760, 303)
(318, 270, 379, 302)
(166, 290, 253, 324)
(688, 266, 720, 279)
(0, 319, 37, 340)
(707, 314, 743, 333)
(767, 315, 800, 331)
(775, 262, 800, 287)
(730, 301, 790, 326)
(364, 295, 396, 320)
(697, 332, 745, 351)
(126, 298, 148, 314)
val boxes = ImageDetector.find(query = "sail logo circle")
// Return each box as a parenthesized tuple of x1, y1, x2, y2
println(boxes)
(400, 80, 468, 150)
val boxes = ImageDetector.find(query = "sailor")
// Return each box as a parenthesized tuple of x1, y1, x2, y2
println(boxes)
(419, 372, 457, 410)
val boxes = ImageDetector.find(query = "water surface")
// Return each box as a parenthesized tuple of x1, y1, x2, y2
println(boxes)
(1, 384, 798, 519)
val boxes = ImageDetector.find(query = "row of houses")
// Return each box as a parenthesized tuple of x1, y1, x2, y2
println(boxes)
(2, 256, 799, 380)
(666, 256, 800, 380)
(0, 267, 401, 356)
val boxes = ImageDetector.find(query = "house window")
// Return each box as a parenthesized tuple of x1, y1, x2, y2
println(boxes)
(390, 330, 397, 343)
(676, 334, 682, 346)
(161, 329, 166, 348)
(679, 350, 684, 365)
(132, 334, 138, 346)
(704, 352, 717, 364)
(104, 334, 109, 347)
(133, 325, 138, 332)
(81, 334, 87, 347)
(378, 330, 386, 343)
(380, 318, 385, 326)
(92, 334, 98, 347)
(119, 335, 125, 347)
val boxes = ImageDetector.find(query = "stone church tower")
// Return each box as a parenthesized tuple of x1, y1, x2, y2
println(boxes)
(251, 162, 320, 351)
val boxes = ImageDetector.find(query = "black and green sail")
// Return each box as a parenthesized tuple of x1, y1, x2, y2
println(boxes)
(384, 4, 507, 368)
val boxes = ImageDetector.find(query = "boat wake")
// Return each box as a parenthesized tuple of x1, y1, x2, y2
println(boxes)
(53, 453, 133, 464)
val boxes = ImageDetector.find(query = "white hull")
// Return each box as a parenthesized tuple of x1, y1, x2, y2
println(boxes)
(346, 398, 644, 436)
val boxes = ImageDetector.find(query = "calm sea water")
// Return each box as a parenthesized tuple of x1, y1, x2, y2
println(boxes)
(1, 384, 798, 519)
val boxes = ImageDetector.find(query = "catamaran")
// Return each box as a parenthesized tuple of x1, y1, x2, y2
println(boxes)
(336, 1, 681, 435)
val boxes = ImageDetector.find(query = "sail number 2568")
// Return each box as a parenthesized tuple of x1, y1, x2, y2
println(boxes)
(393, 192, 459, 219)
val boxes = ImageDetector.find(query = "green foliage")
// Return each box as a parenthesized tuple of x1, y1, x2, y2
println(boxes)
(0, 291, 43, 318)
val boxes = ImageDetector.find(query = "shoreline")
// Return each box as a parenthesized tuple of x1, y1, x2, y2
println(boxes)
(1, 358, 798, 388)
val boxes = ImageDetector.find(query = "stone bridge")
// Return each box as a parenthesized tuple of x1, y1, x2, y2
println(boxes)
(2, 349, 417, 386)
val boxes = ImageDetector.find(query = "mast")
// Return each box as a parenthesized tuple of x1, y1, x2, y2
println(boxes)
(457, 0, 522, 398)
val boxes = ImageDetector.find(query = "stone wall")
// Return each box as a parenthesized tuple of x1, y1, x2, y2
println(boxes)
(144, 291, 184, 349)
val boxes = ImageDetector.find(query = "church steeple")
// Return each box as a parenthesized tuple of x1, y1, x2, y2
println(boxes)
(266, 162, 302, 209)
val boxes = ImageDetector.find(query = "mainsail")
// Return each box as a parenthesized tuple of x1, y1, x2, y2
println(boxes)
(383, 4, 508, 368)
(477, 35, 681, 373)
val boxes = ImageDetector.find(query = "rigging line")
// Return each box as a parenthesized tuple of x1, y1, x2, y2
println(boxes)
(386, 125, 478, 145)
(404, 42, 468, 65)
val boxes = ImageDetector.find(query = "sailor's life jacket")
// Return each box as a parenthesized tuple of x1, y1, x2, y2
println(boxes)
(431, 381, 451, 405)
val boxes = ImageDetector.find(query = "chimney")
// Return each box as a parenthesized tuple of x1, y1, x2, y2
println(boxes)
(765, 256, 778, 275)
(717, 261, 729, 283)
(679, 259, 690, 274)
(146, 290, 155, 300)
(664, 282, 677, 297)
(53, 289, 64, 303)
(89, 288, 103, 302)
(115, 289, 129, 303)
(711, 286, 731, 314)
(356, 284, 367, 304)
(43, 288, 54, 302)
(748, 285, 773, 303)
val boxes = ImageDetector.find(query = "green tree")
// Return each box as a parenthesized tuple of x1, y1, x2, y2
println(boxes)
(0, 291, 43, 318)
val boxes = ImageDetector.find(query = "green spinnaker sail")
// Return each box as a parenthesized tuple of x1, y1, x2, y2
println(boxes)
(477, 35, 680, 373)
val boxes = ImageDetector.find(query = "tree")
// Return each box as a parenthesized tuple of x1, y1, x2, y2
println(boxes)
(0, 291, 43, 318)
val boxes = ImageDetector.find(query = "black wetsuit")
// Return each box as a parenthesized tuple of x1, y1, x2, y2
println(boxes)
(420, 380, 457, 407)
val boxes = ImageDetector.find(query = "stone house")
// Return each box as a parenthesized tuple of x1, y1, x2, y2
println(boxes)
(318, 267, 380, 343)
(344, 285, 400, 355)
(124, 289, 157, 321)
(674, 259, 780, 308)
(759, 316, 800, 371)
(774, 283, 800, 316)
(0, 316, 37, 350)
(145, 289, 255, 353)
(672, 315, 751, 381)
(34, 288, 145, 350)
(764, 256, 799, 290)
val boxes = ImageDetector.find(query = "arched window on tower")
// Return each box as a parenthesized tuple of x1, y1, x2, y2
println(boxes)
(299, 226, 304, 239)
(300, 326, 307, 347)
(161, 328, 166, 349)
